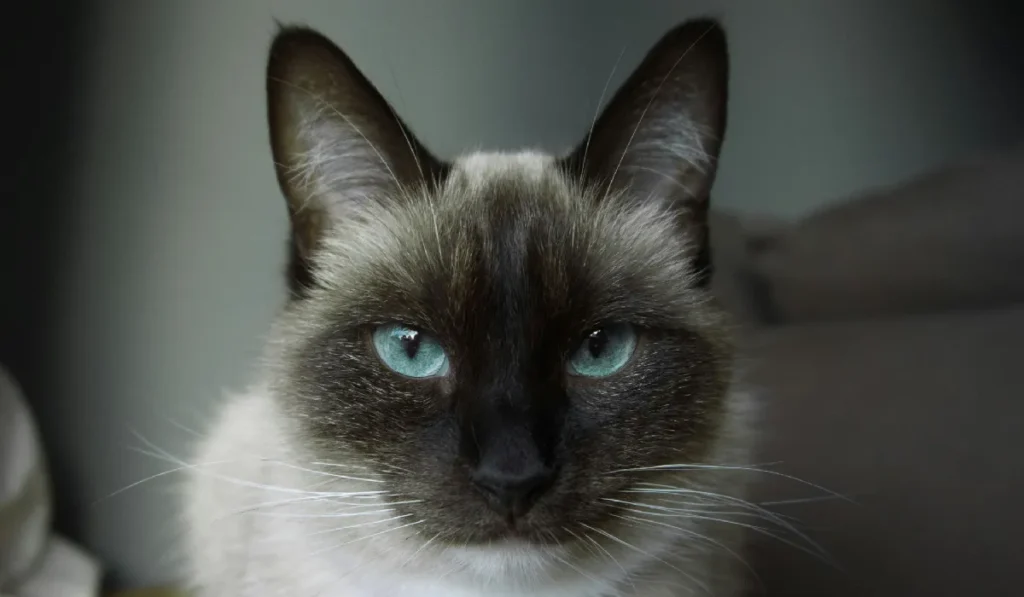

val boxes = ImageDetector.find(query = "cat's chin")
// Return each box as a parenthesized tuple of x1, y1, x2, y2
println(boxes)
(440, 538, 568, 582)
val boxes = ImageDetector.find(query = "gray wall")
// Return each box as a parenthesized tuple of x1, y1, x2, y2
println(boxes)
(22, 0, 1022, 588)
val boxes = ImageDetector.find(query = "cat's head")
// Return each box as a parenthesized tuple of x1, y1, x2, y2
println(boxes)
(264, 19, 739, 553)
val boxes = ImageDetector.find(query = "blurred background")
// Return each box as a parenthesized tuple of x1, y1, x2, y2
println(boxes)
(2, 0, 1023, 594)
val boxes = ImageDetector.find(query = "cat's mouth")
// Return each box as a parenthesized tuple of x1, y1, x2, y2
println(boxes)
(406, 495, 614, 548)
(499, 517, 563, 544)
(455, 520, 570, 547)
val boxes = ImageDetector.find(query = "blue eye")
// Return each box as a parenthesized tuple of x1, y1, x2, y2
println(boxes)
(567, 323, 637, 378)
(372, 324, 450, 378)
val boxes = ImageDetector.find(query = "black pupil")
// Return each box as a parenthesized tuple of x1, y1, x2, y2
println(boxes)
(587, 329, 609, 359)
(400, 330, 422, 359)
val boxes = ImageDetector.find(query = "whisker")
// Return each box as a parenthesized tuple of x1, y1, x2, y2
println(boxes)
(550, 550, 603, 585)
(610, 513, 764, 590)
(309, 461, 372, 471)
(213, 494, 336, 522)
(579, 44, 628, 186)
(314, 460, 415, 476)
(580, 522, 708, 595)
(620, 487, 799, 517)
(128, 441, 380, 498)
(563, 526, 601, 561)
(398, 530, 443, 569)
(609, 463, 852, 503)
(309, 518, 426, 558)
(247, 494, 422, 519)
(160, 415, 205, 439)
(606, 489, 837, 568)
(214, 487, 391, 518)
(618, 487, 826, 557)
(603, 497, 775, 521)
(307, 513, 414, 538)
(759, 495, 853, 507)
(276, 461, 385, 484)
(578, 528, 637, 593)
(699, 512, 837, 568)
(265, 507, 406, 521)
(94, 458, 236, 504)
(385, 63, 426, 187)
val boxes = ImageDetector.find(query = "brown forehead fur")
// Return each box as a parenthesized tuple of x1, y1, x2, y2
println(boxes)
(283, 158, 733, 346)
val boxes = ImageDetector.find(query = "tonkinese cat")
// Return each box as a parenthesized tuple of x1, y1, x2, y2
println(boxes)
(184, 17, 756, 597)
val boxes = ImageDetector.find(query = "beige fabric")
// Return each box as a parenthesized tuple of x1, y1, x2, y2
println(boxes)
(12, 536, 100, 597)
(747, 147, 1024, 323)
(0, 367, 51, 591)
(743, 305, 1024, 596)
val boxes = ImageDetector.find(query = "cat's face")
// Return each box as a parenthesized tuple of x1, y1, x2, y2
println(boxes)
(265, 20, 735, 548)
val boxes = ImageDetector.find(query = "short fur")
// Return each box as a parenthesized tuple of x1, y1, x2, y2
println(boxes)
(184, 18, 756, 597)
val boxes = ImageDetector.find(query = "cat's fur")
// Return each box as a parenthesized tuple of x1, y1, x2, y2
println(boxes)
(184, 18, 756, 597)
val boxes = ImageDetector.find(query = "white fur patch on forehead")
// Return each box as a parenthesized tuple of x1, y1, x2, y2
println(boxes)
(452, 151, 557, 189)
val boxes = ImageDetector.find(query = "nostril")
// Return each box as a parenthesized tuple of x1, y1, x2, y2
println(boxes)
(470, 465, 555, 519)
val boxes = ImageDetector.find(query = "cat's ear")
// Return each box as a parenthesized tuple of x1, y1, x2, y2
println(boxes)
(267, 27, 444, 296)
(563, 19, 728, 286)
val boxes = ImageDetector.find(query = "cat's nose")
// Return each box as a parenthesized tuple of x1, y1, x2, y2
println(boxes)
(469, 462, 555, 520)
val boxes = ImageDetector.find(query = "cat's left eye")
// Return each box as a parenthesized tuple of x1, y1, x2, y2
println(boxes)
(372, 324, 450, 378)
(567, 323, 638, 378)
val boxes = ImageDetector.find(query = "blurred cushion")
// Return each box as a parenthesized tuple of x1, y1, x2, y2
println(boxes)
(12, 535, 100, 597)
(0, 366, 51, 591)
(747, 147, 1024, 323)
(709, 209, 788, 324)
(744, 304, 1024, 596)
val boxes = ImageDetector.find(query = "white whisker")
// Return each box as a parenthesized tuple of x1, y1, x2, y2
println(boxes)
(309, 518, 426, 558)
(308, 513, 414, 537)
(275, 461, 385, 484)
(266, 507, 403, 521)
(128, 438, 381, 499)
(579, 44, 628, 186)
(398, 530, 443, 569)
(578, 528, 637, 593)
(610, 462, 851, 502)
(620, 486, 826, 556)
(309, 461, 372, 470)
(603, 497, 769, 520)
(610, 513, 763, 589)
(580, 522, 709, 595)
(96, 458, 235, 504)
(240, 494, 422, 521)
(385, 63, 426, 187)
(551, 550, 603, 585)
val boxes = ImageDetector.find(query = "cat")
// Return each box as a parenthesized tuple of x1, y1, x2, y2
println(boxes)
(183, 17, 756, 597)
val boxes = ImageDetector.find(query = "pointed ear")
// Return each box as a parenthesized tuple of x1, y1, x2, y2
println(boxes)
(563, 19, 729, 287)
(267, 27, 446, 296)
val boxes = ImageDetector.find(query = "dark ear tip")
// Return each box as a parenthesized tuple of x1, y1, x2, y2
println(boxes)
(658, 17, 727, 57)
(270, 25, 327, 54)
(267, 25, 344, 75)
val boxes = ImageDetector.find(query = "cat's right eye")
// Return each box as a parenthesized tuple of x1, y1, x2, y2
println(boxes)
(371, 324, 450, 379)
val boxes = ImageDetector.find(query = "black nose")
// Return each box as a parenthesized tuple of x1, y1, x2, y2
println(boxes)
(470, 463, 555, 519)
